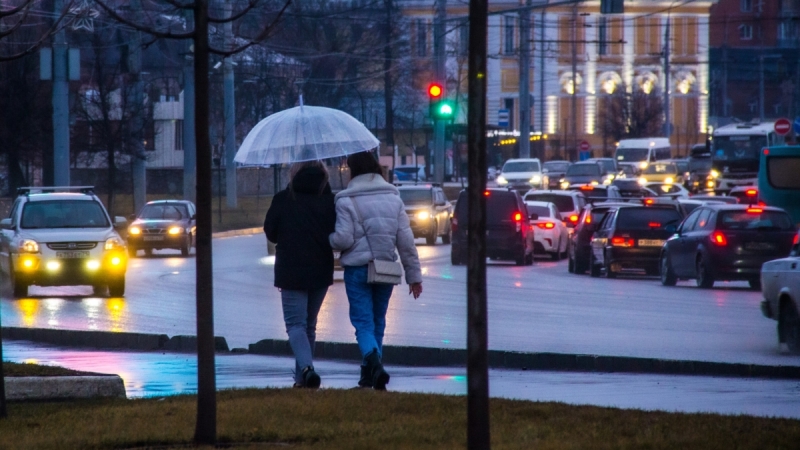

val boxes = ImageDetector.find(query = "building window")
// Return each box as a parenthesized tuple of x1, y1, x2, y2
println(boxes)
(174, 120, 184, 151)
(416, 20, 427, 57)
(740, 0, 752, 12)
(739, 24, 753, 40)
(598, 17, 608, 55)
(504, 98, 515, 130)
(504, 16, 515, 55)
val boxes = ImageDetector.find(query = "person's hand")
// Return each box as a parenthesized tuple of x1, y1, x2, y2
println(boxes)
(409, 282, 422, 299)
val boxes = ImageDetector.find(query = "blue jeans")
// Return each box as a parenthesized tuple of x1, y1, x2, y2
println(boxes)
(280, 287, 327, 383)
(343, 265, 395, 363)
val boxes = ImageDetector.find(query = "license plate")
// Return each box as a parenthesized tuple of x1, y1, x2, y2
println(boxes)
(638, 239, 664, 247)
(143, 236, 165, 241)
(745, 242, 774, 251)
(55, 251, 90, 258)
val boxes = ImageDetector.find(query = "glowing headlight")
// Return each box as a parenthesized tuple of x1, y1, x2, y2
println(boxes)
(710, 169, 719, 179)
(110, 256, 122, 266)
(639, 161, 648, 169)
(416, 211, 430, 220)
(21, 257, 36, 269)
(529, 175, 542, 184)
(560, 181, 570, 190)
(86, 260, 101, 271)
(590, 180, 599, 186)
(707, 180, 716, 188)
(638, 177, 647, 186)
(496, 175, 508, 185)
(168, 226, 184, 235)
(45, 260, 61, 272)
(664, 177, 674, 184)
(19, 239, 39, 253)
(105, 237, 125, 250)
(128, 226, 141, 235)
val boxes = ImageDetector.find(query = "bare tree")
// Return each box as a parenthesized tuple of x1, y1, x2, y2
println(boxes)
(600, 84, 665, 143)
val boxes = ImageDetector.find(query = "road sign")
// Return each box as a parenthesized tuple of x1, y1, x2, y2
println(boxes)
(774, 117, 791, 136)
(498, 109, 509, 127)
(793, 117, 800, 134)
(579, 140, 591, 151)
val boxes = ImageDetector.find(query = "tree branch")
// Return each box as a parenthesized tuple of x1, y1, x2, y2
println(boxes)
(207, 0, 261, 24)
(94, 0, 195, 40)
(0, 0, 34, 18)
(208, 0, 290, 57)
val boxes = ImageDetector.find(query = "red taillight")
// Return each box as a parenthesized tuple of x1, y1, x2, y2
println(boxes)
(648, 222, 661, 228)
(580, 185, 593, 191)
(746, 208, 763, 214)
(513, 212, 523, 222)
(611, 236, 634, 247)
(536, 222, 555, 229)
(711, 231, 727, 246)
(569, 214, 579, 223)
(764, 148, 770, 155)
(484, 191, 490, 197)
(794, 234, 799, 245)
(584, 214, 592, 224)
(644, 198, 655, 205)
(745, 189, 758, 197)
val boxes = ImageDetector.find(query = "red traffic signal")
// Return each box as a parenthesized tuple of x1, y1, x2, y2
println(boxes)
(428, 83, 443, 99)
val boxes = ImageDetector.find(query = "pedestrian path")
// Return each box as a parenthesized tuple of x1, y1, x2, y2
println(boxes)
(4, 340, 800, 419)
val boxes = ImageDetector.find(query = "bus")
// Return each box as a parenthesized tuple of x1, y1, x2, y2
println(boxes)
(614, 138, 671, 170)
(758, 145, 800, 227)
(710, 121, 785, 193)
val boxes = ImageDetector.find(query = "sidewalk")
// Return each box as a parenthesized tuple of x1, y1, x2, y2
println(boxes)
(4, 340, 800, 419)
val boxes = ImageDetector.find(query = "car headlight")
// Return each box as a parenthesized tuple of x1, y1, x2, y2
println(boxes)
(129, 226, 141, 235)
(19, 239, 39, 253)
(639, 161, 649, 169)
(496, 175, 508, 185)
(664, 177, 674, 184)
(105, 237, 125, 251)
(416, 211, 430, 220)
(710, 169, 719, 179)
(168, 226, 184, 235)
(560, 180, 570, 190)
(529, 175, 541, 184)
(590, 180, 599, 186)
(638, 177, 647, 185)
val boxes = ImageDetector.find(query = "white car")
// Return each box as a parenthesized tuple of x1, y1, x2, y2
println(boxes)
(0, 186, 129, 297)
(525, 201, 569, 260)
(760, 231, 800, 354)
(643, 182, 690, 199)
(496, 158, 544, 191)
(523, 190, 587, 228)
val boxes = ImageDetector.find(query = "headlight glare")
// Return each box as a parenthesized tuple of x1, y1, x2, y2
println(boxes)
(416, 211, 430, 220)
(710, 170, 719, 179)
(664, 177, 674, 184)
(496, 175, 508, 185)
(19, 239, 39, 253)
(529, 175, 541, 184)
(129, 226, 141, 235)
(168, 226, 184, 235)
(105, 237, 124, 250)
(638, 177, 647, 185)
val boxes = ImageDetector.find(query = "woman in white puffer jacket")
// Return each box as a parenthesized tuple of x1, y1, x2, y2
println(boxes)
(329, 151, 423, 390)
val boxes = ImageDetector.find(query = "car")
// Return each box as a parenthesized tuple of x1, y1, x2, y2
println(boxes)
(451, 188, 532, 266)
(127, 200, 196, 257)
(660, 205, 796, 289)
(568, 201, 636, 274)
(760, 231, 800, 353)
(524, 201, 569, 260)
(612, 178, 652, 198)
(689, 194, 739, 204)
(393, 164, 426, 182)
(522, 189, 586, 227)
(397, 184, 452, 245)
(559, 161, 604, 189)
(0, 186, 129, 297)
(676, 198, 727, 215)
(662, 158, 691, 187)
(585, 157, 619, 184)
(727, 186, 759, 204)
(567, 184, 623, 201)
(643, 182, 690, 199)
(618, 164, 641, 179)
(589, 204, 684, 278)
(542, 160, 571, 189)
(495, 158, 545, 191)
(638, 162, 683, 185)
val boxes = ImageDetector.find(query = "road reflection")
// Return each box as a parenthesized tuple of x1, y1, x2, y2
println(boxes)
(12, 296, 127, 332)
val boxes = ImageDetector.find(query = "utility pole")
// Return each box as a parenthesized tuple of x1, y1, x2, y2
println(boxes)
(759, 55, 765, 121)
(518, 0, 532, 158)
(539, 10, 545, 150)
(223, 1, 237, 207)
(570, 2, 578, 160)
(53, 0, 70, 186)
(131, 0, 146, 213)
(183, 26, 197, 203)
(663, 17, 671, 138)
(433, 0, 446, 183)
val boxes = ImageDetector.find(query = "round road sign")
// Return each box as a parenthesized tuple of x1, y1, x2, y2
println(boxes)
(579, 140, 591, 151)
(774, 117, 791, 136)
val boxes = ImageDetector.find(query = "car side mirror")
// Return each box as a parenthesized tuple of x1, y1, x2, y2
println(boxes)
(128, 214, 137, 222)
(528, 213, 538, 221)
(0, 218, 11, 229)
(114, 216, 127, 229)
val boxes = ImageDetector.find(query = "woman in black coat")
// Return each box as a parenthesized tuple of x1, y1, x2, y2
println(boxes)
(264, 160, 336, 388)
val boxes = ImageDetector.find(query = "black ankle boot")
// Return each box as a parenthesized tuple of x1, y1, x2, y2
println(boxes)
(357, 365, 372, 388)
(301, 366, 321, 389)
(365, 350, 390, 391)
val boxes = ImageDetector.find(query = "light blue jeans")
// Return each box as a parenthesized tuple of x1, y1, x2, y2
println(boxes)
(280, 287, 327, 383)
(343, 265, 395, 362)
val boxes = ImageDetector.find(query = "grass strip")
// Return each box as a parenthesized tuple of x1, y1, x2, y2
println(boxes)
(1, 388, 799, 449)
(2, 362, 100, 377)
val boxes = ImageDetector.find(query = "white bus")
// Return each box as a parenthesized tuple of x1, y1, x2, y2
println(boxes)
(614, 138, 671, 170)
(710, 121, 785, 193)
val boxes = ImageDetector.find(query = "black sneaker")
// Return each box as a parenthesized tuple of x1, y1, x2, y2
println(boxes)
(302, 366, 321, 389)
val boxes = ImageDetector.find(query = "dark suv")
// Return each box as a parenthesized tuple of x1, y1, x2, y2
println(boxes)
(568, 201, 632, 274)
(397, 184, 453, 245)
(451, 189, 532, 266)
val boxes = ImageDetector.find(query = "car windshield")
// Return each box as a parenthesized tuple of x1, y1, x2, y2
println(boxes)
(399, 190, 432, 205)
(140, 203, 189, 220)
(21, 200, 109, 229)
(566, 164, 600, 176)
(543, 162, 570, 172)
(616, 208, 682, 230)
(643, 163, 678, 175)
(524, 194, 574, 212)
(502, 161, 540, 172)
(592, 160, 615, 173)
(526, 205, 552, 218)
(615, 148, 649, 162)
(712, 135, 766, 161)
(718, 210, 793, 231)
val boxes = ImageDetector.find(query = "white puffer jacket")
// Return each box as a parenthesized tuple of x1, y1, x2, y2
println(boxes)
(329, 173, 423, 284)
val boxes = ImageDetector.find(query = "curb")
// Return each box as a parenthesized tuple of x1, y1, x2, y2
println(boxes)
(4, 375, 126, 400)
(212, 227, 262, 239)
(1, 328, 229, 353)
(248, 338, 800, 381)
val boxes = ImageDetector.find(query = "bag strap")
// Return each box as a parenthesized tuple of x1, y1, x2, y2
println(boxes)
(350, 196, 376, 261)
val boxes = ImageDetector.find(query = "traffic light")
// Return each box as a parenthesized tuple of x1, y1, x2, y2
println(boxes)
(428, 83, 443, 100)
(427, 82, 456, 121)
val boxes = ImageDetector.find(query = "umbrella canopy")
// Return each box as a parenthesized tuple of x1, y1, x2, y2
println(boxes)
(234, 105, 380, 165)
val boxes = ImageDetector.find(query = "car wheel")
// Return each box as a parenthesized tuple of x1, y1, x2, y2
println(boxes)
(441, 225, 452, 244)
(92, 284, 107, 296)
(781, 302, 800, 354)
(695, 255, 715, 289)
(604, 252, 616, 279)
(568, 254, 575, 273)
(450, 246, 463, 266)
(574, 249, 588, 275)
(108, 276, 126, 297)
(525, 251, 534, 266)
(181, 239, 190, 257)
(426, 222, 438, 245)
(748, 279, 761, 291)
(660, 252, 677, 286)
(128, 246, 137, 258)
(589, 253, 601, 278)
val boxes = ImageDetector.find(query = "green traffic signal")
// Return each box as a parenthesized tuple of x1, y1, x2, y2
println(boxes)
(430, 100, 456, 121)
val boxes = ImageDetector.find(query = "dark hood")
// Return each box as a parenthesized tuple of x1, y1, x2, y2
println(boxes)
(290, 167, 332, 195)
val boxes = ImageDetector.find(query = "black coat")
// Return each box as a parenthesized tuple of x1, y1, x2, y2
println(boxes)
(264, 167, 336, 290)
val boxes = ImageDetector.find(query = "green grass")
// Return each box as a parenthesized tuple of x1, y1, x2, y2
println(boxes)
(2, 362, 98, 377)
(1, 388, 799, 449)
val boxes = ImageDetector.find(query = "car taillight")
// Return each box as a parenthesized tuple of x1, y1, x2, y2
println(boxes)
(746, 208, 763, 214)
(711, 231, 727, 246)
(536, 222, 555, 229)
(513, 212, 523, 222)
(648, 222, 661, 228)
(584, 214, 592, 224)
(745, 189, 758, 197)
(569, 214, 579, 224)
(611, 236, 634, 247)
(793, 234, 799, 245)
(644, 198, 655, 205)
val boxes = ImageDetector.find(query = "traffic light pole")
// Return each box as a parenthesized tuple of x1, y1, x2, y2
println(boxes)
(433, 0, 446, 183)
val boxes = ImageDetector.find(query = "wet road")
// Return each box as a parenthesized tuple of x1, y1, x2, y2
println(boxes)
(1, 234, 797, 366)
(5, 340, 800, 419)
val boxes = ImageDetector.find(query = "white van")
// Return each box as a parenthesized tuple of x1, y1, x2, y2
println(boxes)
(615, 138, 671, 170)
(496, 158, 544, 191)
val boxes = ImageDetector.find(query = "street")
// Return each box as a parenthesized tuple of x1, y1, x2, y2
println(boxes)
(1, 234, 796, 367)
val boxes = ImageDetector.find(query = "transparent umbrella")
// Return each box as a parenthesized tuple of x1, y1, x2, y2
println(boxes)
(234, 103, 380, 165)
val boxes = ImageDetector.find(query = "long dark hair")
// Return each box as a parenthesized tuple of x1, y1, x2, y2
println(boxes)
(288, 160, 329, 196)
(347, 151, 383, 178)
